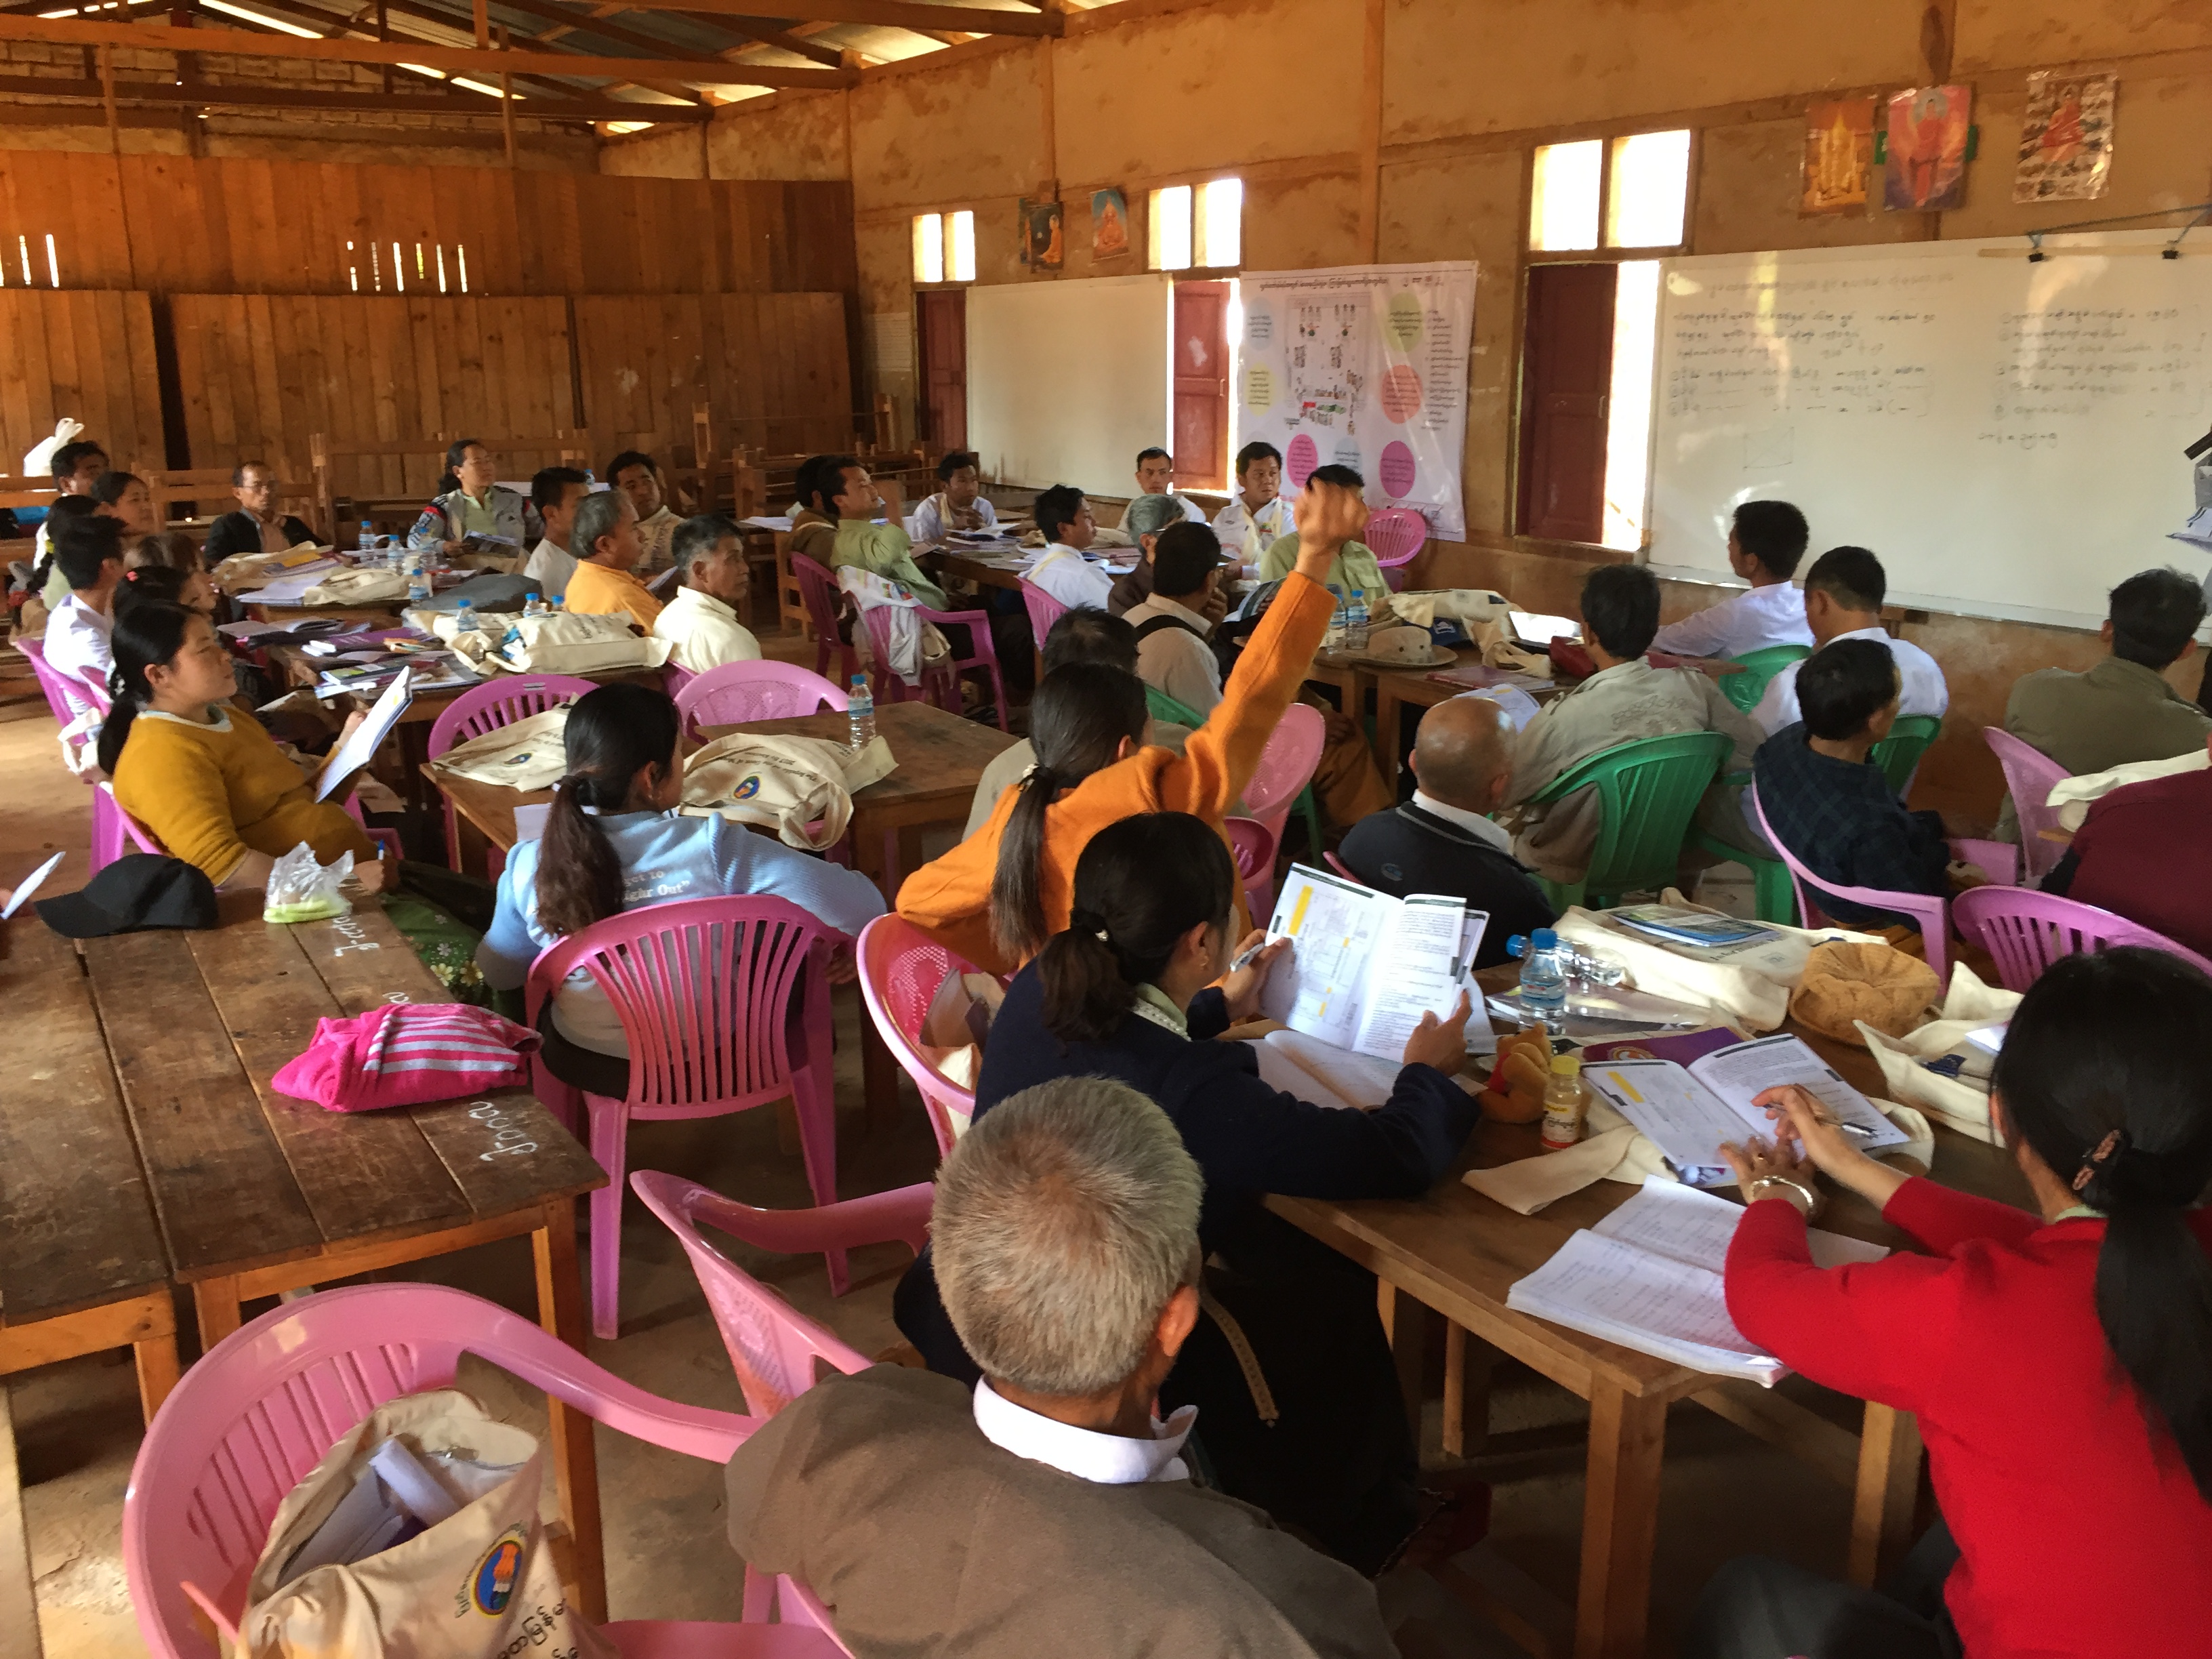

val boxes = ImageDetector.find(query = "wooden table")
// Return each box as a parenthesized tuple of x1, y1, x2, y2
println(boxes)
(1265, 975, 2026, 1659)
(70, 893, 614, 1620)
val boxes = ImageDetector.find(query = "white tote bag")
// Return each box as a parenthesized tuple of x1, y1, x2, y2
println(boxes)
(683, 731, 895, 850)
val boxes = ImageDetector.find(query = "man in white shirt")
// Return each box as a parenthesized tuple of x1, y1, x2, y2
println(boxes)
(1025, 484, 1115, 611)
(1134, 446, 1207, 525)
(1753, 545, 1948, 734)
(33, 438, 108, 569)
(1210, 441, 1296, 567)
(522, 466, 589, 602)
(722, 1077, 1398, 1659)
(43, 516, 126, 718)
(909, 449, 1000, 545)
(1123, 523, 1229, 716)
(608, 449, 682, 575)
(652, 515, 762, 674)
(1649, 499, 1815, 660)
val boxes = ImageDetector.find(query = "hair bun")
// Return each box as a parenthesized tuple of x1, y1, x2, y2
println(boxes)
(1067, 906, 1113, 944)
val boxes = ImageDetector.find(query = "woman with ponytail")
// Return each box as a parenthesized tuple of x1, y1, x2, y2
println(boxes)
(896, 811, 1480, 1576)
(102, 600, 392, 893)
(1689, 945, 2212, 1659)
(472, 680, 884, 1094)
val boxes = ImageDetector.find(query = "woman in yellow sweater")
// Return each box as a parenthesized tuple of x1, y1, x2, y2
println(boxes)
(99, 602, 394, 892)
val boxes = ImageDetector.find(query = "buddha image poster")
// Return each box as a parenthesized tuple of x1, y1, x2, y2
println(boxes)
(1800, 98, 1873, 216)
(2013, 71, 2115, 203)
(1883, 85, 1971, 211)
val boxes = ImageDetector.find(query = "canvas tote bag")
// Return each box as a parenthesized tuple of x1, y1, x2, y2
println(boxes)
(682, 731, 894, 851)
(426, 707, 571, 792)
(235, 1388, 615, 1659)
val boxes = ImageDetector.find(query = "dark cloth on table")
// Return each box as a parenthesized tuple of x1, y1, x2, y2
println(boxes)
(894, 964, 1477, 1573)
(2041, 764, 2212, 958)
(1753, 724, 1948, 929)
(1681, 1519, 1963, 1659)
(1337, 802, 1555, 968)
(203, 511, 320, 565)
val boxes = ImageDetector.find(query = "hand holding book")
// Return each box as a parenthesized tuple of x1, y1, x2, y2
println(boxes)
(1728, 1084, 1912, 1214)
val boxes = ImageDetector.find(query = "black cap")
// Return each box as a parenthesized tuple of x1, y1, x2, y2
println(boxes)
(37, 855, 217, 939)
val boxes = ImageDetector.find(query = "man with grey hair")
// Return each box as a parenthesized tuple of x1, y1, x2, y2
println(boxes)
(1112, 489, 1228, 621)
(722, 1077, 1398, 1659)
(651, 513, 761, 672)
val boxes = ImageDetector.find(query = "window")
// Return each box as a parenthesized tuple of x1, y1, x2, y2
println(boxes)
(1149, 179, 1242, 272)
(0, 232, 61, 288)
(346, 239, 468, 295)
(912, 211, 975, 285)
(1530, 129, 1689, 253)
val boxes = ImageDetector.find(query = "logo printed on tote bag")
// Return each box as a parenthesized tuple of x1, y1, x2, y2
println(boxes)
(471, 1527, 529, 1614)
(733, 775, 762, 800)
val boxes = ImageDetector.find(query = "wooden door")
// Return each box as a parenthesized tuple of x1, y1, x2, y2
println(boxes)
(1172, 280, 1230, 490)
(916, 289, 967, 452)
(1516, 263, 1618, 544)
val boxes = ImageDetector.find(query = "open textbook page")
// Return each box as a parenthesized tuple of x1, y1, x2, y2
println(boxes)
(1583, 1031, 1906, 1185)
(1246, 1029, 1406, 1111)
(1258, 864, 1486, 1061)
(1593, 1177, 1890, 1273)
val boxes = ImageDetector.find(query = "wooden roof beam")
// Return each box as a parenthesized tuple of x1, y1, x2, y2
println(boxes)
(0, 68, 702, 115)
(583, 0, 1059, 38)
(494, 0, 839, 73)
(0, 11, 863, 81)
(201, 0, 586, 97)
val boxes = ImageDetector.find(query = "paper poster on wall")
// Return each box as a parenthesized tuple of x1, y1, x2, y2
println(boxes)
(1020, 198, 1063, 269)
(1091, 189, 1130, 260)
(1234, 262, 1475, 541)
(2014, 71, 2115, 203)
(1800, 98, 1874, 216)
(1883, 85, 1971, 211)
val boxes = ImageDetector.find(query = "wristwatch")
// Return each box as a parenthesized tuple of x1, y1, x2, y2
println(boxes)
(1746, 1174, 1819, 1218)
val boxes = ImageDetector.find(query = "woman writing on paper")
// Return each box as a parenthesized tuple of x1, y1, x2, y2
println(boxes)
(894, 811, 1479, 1577)
(100, 602, 394, 893)
(1692, 946, 2212, 1659)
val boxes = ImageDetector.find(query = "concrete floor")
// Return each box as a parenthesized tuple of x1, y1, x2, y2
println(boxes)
(1, 672, 1862, 1659)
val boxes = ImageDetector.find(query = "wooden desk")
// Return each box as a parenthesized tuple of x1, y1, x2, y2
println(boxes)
(72, 894, 614, 1621)
(1369, 651, 1572, 793)
(1266, 976, 2026, 1659)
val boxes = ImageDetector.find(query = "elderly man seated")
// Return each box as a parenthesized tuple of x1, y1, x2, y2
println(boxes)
(723, 1077, 1399, 1659)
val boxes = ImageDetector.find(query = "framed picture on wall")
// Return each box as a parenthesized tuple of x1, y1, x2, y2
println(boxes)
(1801, 98, 1874, 216)
(1091, 188, 1130, 259)
(1020, 197, 1064, 269)
(1883, 85, 1972, 211)
(2013, 71, 2116, 203)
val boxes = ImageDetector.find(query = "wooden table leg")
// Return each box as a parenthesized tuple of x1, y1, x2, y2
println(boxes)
(1376, 1279, 1427, 1442)
(132, 1329, 182, 1424)
(1575, 1380, 1666, 1659)
(0, 1388, 43, 1659)
(532, 1199, 607, 1624)
(191, 1278, 245, 1350)
(1849, 1403, 1923, 1587)
(1376, 687, 1407, 796)
(1441, 1324, 1496, 1460)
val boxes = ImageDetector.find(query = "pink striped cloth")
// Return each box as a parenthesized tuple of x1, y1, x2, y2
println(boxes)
(272, 1002, 541, 1112)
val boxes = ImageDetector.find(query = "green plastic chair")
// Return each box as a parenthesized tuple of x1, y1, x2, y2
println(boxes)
(1690, 822, 1800, 924)
(1720, 644, 1811, 714)
(1146, 683, 1324, 859)
(1525, 730, 1733, 911)
(1870, 714, 1940, 797)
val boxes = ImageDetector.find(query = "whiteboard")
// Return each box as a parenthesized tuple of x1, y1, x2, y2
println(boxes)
(966, 273, 1172, 498)
(1650, 233, 2212, 629)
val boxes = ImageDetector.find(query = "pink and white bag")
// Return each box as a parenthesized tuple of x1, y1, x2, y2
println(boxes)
(273, 1003, 540, 1112)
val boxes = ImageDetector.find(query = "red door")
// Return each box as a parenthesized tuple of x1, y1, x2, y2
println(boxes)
(917, 289, 968, 451)
(1516, 263, 1618, 544)
(1172, 281, 1230, 489)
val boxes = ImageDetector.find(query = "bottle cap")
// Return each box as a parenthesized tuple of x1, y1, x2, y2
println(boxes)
(1550, 1053, 1582, 1076)
(1532, 928, 1559, 949)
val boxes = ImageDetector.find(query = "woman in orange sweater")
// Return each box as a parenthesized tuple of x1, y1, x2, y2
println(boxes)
(896, 479, 1366, 977)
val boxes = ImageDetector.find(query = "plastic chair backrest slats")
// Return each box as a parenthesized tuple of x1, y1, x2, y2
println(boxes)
(1363, 507, 1428, 567)
(1242, 703, 1326, 834)
(855, 913, 981, 1155)
(1146, 684, 1205, 729)
(675, 659, 848, 739)
(1983, 726, 2070, 882)
(1019, 579, 1067, 647)
(425, 674, 598, 760)
(1950, 885, 2212, 991)
(1720, 644, 1811, 714)
(1869, 713, 1940, 798)
(1746, 782, 1950, 983)
(1528, 730, 1730, 901)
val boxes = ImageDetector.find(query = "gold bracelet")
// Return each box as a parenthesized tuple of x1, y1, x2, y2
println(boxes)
(1746, 1174, 1818, 1218)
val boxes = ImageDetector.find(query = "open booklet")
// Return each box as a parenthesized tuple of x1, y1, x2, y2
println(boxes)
(314, 665, 413, 801)
(1507, 1179, 1890, 1386)
(1259, 863, 1488, 1063)
(1582, 1031, 1908, 1186)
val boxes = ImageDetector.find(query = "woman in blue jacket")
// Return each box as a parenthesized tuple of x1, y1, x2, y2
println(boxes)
(896, 810, 1479, 1574)
(474, 681, 885, 1094)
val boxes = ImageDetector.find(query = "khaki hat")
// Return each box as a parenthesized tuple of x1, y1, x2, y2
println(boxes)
(1788, 939, 1940, 1046)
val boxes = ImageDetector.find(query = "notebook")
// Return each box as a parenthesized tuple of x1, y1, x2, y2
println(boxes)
(1506, 1179, 1889, 1385)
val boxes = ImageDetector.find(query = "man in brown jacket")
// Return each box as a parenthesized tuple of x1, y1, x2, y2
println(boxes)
(723, 1077, 1399, 1658)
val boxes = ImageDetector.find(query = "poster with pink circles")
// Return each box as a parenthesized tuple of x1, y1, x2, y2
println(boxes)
(1231, 262, 1474, 540)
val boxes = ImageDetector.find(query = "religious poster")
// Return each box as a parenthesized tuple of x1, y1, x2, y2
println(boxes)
(1800, 98, 1874, 216)
(1883, 85, 1972, 211)
(2013, 71, 2116, 203)
(1234, 262, 1476, 541)
(1019, 197, 1063, 269)
(1090, 188, 1130, 260)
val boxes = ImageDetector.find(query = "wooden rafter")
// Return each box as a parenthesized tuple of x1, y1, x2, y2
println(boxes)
(0, 69, 705, 116)
(0, 10, 863, 81)
(495, 0, 840, 73)
(203, 0, 586, 98)
(571, 0, 1059, 37)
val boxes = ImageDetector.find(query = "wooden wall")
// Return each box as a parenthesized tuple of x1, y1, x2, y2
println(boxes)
(0, 154, 856, 298)
(575, 293, 854, 463)
(0, 291, 164, 478)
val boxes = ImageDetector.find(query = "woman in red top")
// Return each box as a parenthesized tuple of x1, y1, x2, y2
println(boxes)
(1685, 946, 2212, 1659)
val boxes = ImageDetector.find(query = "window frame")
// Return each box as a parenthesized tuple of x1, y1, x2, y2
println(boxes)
(912, 208, 977, 288)
(1525, 127, 1698, 266)
(1147, 175, 1244, 274)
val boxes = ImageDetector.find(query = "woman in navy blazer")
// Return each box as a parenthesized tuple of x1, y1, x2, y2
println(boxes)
(896, 810, 1480, 1573)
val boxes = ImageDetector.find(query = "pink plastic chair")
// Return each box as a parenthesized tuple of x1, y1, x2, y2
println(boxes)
(1747, 783, 1952, 983)
(122, 1282, 844, 1659)
(426, 674, 597, 874)
(1225, 815, 1278, 924)
(676, 660, 849, 741)
(16, 632, 104, 729)
(1984, 726, 2071, 884)
(790, 552, 861, 687)
(1364, 507, 1428, 592)
(1325, 850, 1359, 880)
(90, 781, 167, 874)
(1951, 886, 2212, 991)
(525, 895, 850, 1340)
(860, 602, 1010, 733)
(1017, 577, 1067, 670)
(854, 913, 987, 1155)
(1243, 703, 1326, 861)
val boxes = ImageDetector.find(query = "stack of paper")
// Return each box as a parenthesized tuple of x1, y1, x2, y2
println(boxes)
(1507, 1179, 1888, 1385)
(1608, 905, 1778, 951)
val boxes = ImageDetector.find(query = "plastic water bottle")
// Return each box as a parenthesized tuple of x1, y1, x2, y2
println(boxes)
(453, 599, 476, 638)
(1345, 598, 1370, 653)
(1517, 927, 1568, 1020)
(357, 519, 375, 554)
(523, 590, 547, 618)
(847, 675, 876, 749)
(406, 554, 431, 607)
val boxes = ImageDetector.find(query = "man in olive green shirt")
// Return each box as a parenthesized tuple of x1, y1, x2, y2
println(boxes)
(1999, 567, 2212, 837)
(794, 453, 949, 610)
(1258, 464, 1383, 600)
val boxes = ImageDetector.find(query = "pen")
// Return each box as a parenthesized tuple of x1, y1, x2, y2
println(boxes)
(1229, 939, 1273, 974)
(1814, 1113, 1875, 1139)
